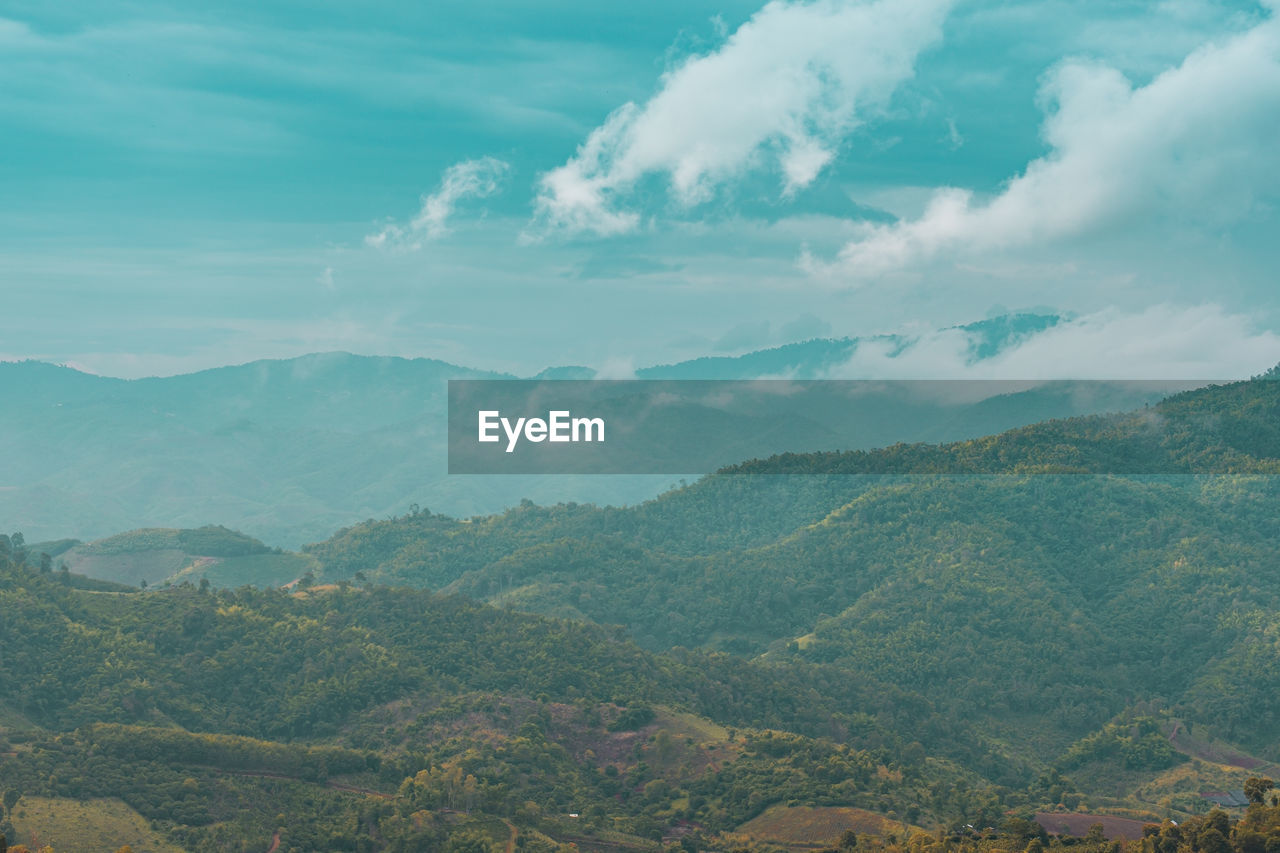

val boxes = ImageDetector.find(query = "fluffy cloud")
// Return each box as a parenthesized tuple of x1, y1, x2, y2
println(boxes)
(368, 157, 510, 250)
(830, 6, 1280, 277)
(827, 305, 1280, 379)
(530, 0, 954, 237)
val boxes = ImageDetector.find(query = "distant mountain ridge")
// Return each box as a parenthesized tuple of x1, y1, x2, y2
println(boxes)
(635, 313, 1063, 379)
(0, 312, 1197, 547)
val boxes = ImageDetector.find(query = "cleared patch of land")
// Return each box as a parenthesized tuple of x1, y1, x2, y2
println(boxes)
(736, 805, 902, 848)
(61, 547, 193, 586)
(1169, 721, 1280, 774)
(170, 552, 315, 588)
(1035, 812, 1155, 841)
(1133, 756, 1258, 813)
(6, 796, 184, 853)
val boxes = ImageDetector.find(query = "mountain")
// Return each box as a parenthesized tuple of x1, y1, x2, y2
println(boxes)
(0, 543, 986, 851)
(5, 371, 1280, 850)
(0, 353, 667, 547)
(2, 313, 1199, 548)
(635, 314, 1063, 379)
(304, 373, 1280, 777)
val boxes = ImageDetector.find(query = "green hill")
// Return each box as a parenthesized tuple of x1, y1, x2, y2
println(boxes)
(6, 372, 1280, 849)
(0, 543, 986, 851)
(305, 374, 1280, 772)
(52, 524, 311, 588)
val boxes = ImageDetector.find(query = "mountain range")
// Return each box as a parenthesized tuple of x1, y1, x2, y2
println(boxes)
(0, 313, 1211, 547)
(3, 366, 1280, 851)
(301, 374, 1280, 773)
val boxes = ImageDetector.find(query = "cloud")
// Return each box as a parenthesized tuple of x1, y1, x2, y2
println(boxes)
(0, 17, 34, 42)
(593, 356, 638, 380)
(828, 6, 1280, 277)
(709, 314, 833, 352)
(530, 0, 954, 238)
(825, 305, 1280, 379)
(367, 156, 510, 250)
(780, 312, 833, 341)
(714, 320, 774, 352)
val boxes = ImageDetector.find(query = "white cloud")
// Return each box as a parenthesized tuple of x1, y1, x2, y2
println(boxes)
(825, 305, 1280, 379)
(0, 17, 34, 43)
(593, 356, 638, 380)
(829, 7, 1280, 277)
(714, 320, 774, 352)
(368, 156, 510, 250)
(530, 0, 954, 238)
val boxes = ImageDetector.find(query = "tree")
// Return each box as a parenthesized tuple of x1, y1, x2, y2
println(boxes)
(38, 553, 51, 573)
(654, 729, 676, 765)
(1, 791, 18, 814)
(463, 774, 479, 814)
(1199, 828, 1231, 853)
(1246, 777, 1275, 804)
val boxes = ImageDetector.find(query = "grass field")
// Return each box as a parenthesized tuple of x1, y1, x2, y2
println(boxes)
(169, 552, 316, 588)
(55, 526, 311, 590)
(1129, 757, 1259, 816)
(641, 709, 742, 784)
(1169, 721, 1280, 775)
(1035, 812, 1155, 842)
(6, 796, 184, 853)
(736, 804, 904, 848)
(62, 547, 193, 587)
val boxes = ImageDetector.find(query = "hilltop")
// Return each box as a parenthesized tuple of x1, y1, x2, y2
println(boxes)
(30, 524, 312, 589)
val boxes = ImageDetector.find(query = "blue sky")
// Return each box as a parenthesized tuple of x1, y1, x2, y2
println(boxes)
(2, 0, 1279, 378)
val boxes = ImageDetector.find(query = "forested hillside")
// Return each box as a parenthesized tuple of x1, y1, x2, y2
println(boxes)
(0, 541, 998, 851)
(306, 374, 1280, 777)
(5, 372, 1280, 851)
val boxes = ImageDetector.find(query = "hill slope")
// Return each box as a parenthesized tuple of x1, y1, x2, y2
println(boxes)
(306, 374, 1280, 768)
(6, 373, 1280, 849)
(0, 547, 984, 851)
(45, 524, 312, 588)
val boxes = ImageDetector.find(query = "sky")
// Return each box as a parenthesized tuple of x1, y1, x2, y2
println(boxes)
(2, 0, 1279, 379)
